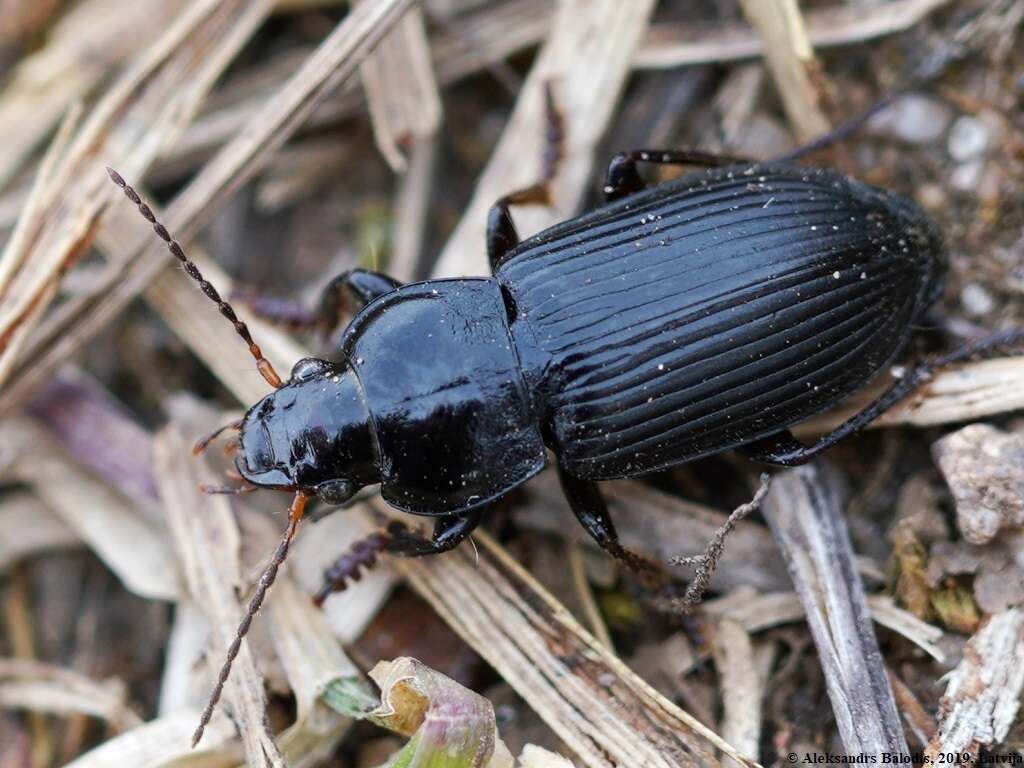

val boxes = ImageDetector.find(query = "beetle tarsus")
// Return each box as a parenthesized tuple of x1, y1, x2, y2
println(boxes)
(487, 82, 565, 272)
(313, 529, 392, 606)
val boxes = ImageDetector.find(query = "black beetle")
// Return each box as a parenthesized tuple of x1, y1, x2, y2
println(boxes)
(108, 146, 945, 742)
(241, 156, 943, 555)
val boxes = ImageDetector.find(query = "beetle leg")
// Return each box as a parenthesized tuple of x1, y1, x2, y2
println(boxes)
(229, 288, 320, 330)
(738, 430, 811, 466)
(487, 185, 551, 272)
(742, 327, 1024, 466)
(603, 149, 751, 202)
(488, 82, 565, 273)
(556, 465, 663, 584)
(319, 269, 401, 324)
(230, 269, 401, 340)
(385, 510, 484, 557)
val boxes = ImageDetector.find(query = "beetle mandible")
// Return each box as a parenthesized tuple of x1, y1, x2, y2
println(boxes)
(108, 137, 946, 743)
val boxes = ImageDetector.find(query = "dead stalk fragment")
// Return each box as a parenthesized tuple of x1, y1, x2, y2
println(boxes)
(761, 464, 909, 756)
(926, 609, 1024, 759)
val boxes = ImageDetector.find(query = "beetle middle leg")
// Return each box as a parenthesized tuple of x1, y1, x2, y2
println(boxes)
(556, 465, 663, 584)
(487, 185, 553, 271)
(603, 149, 751, 202)
(487, 82, 565, 272)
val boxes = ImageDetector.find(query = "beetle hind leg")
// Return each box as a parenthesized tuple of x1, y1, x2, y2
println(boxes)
(556, 465, 664, 585)
(487, 185, 552, 272)
(741, 327, 1024, 467)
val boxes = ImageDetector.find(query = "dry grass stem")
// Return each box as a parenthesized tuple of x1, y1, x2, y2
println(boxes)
(737, 0, 830, 143)
(434, 0, 658, 277)
(0, 0, 190, 189)
(144, 0, 552, 179)
(0, 0, 273, 390)
(389, 137, 438, 282)
(63, 710, 239, 768)
(762, 465, 909, 755)
(358, 4, 442, 171)
(566, 540, 614, 649)
(0, 493, 79, 573)
(0, 0, 414, 416)
(156, 424, 291, 765)
(0, 417, 179, 601)
(154, 425, 285, 766)
(926, 609, 1024, 760)
(0, 659, 141, 732)
(702, 589, 946, 664)
(386, 516, 752, 768)
(712, 619, 762, 768)
(636, 0, 952, 69)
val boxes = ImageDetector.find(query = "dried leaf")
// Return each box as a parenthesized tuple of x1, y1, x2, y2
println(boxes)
(0, 659, 141, 732)
(365, 656, 513, 768)
(1, 416, 180, 601)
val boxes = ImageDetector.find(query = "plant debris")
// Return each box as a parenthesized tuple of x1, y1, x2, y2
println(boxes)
(2, 1, 1023, 766)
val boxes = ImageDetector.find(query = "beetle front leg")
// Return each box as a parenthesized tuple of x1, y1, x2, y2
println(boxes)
(556, 465, 663, 584)
(603, 149, 751, 202)
(231, 269, 402, 338)
(385, 510, 484, 557)
(318, 269, 402, 328)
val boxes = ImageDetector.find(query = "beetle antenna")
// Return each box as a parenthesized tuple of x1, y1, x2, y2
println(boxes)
(192, 490, 309, 748)
(105, 168, 283, 390)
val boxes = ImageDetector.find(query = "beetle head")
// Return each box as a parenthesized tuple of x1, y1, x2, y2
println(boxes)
(235, 357, 378, 505)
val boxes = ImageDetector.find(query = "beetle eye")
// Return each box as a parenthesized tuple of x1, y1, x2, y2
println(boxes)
(315, 479, 356, 506)
(290, 357, 330, 382)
